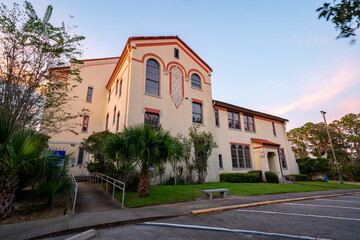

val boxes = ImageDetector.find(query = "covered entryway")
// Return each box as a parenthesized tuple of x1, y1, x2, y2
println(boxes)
(267, 152, 277, 173)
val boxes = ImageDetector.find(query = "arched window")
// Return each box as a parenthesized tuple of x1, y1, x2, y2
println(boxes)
(145, 59, 160, 96)
(116, 80, 119, 95)
(116, 112, 120, 132)
(230, 144, 252, 169)
(237, 145, 244, 168)
(278, 149, 287, 169)
(113, 106, 116, 124)
(191, 73, 201, 89)
(119, 80, 122, 96)
(244, 146, 251, 168)
(231, 145, 237, 168)
(105, 113, 109, 130)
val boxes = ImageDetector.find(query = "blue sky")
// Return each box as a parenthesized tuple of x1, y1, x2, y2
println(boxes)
(4, 0, 360, 129)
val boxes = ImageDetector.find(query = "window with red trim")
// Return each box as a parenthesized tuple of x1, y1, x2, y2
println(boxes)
(144, 112, 159, 129)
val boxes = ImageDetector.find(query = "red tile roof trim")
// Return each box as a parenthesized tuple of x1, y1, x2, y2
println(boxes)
(145, 107, 160, 114)
(251, 138, 280, 146)
(106, 35, 212, 89)
(191, 98, 203, 103)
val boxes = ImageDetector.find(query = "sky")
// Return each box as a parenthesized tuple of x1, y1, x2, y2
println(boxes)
(4, 0, 360, 130)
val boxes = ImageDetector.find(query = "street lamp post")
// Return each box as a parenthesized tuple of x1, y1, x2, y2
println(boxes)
(320, 111, 343, 184)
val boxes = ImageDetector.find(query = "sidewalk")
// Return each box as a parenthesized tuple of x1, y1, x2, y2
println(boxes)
(1, 188, 359, 240)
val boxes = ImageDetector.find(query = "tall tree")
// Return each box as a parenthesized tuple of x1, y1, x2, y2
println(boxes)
(317, 0, 360, 41)
(0, 1, 85, 134)
(188, 126, 217, 184)
(332, 113, 360, 162)
(287, 114, 357, 165)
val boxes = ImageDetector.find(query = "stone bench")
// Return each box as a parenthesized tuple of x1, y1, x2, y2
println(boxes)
(202, 189, 229, 199)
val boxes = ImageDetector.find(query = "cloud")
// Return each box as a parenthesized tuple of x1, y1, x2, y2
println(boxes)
(337, 96, 360, 114)
(270, 67, 360, 116)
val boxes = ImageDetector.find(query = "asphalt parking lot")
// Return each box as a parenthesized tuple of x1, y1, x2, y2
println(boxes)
(49, 194, 360, 240)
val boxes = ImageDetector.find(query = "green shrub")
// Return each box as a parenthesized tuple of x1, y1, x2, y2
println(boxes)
(290, 174, 312, 181)
(219, 172, 261, 183)
(247, 170, 263, 182)
(296, 157, 331, 178)
(265, 171, 279, 183)
(220, 173, 228, 182)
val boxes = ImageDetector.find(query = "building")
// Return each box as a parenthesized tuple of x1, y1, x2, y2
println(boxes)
(49, 36, 299, 181)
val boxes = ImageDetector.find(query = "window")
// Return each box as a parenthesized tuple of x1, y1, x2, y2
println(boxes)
(144, 112, 159, 128)
(116, 112, 120, 132)
(191, 73, 201, 89)
(231, 144, 252, 168)
(174, 48, 179, 59)
(119, 80, 122, 96)
(82, 116, 89, 132)
(219, 154, 223, 169)
(192, 102, 202, 124)
(272, 122, 276, 136)
(278, 149, 287, 169)
(105, 113, 109, 130)
(215, 109, 220, 127)
(77, 147, 84, 166)
(86, 87, 93, 102)
(113, 107, 116, 124)
(244, 114, 255, 132)
(116, 80, 119, 95)
(145, 59, 160, 96)
(108, 90, 111, 102)
(228, 111, 240, 129)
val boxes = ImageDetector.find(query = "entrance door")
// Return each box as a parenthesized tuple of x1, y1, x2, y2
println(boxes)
(267, 152, 276, 172)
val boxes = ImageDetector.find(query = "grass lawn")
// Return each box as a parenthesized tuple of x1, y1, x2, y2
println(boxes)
(115, 182, 333, 208)
(297, 181, 360, 189)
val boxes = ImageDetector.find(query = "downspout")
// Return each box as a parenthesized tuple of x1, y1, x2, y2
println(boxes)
(282, 121, 294, 174)
(124, 45, 132, 127)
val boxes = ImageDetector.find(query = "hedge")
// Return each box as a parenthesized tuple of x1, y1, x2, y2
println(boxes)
(290, 174, 312, 181)
(265, 171, 279, 183)
(220, 171, 263, 183)
(247, 170, 263, 182)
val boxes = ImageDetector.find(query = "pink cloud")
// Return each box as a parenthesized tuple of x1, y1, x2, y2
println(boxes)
(336, 96, 360, 115)
(270, 67, 360, 116)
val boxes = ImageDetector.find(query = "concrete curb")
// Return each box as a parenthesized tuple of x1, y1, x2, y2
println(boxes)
(30, 215, 182, 240)
(191, 191, 360, 215)
(65, 229, 96, 240)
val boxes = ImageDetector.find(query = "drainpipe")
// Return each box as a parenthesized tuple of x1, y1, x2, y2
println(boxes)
(282, 121, 293, 174)
(124, 45, 132, 127)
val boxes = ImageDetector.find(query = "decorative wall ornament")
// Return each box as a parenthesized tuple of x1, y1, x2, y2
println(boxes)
(163, 68, 169, 75)
(170, 66, 184, 109)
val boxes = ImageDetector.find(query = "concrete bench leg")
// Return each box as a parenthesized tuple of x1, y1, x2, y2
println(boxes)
(220, 192, 227, 198)
(208, 193, 213, 199)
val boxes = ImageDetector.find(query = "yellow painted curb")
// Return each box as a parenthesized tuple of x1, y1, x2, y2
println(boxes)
(191, 191, 360, 215)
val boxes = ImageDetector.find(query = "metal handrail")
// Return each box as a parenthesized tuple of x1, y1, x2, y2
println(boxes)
(69, 173, 78, 214)
(88, 172, 126, 208)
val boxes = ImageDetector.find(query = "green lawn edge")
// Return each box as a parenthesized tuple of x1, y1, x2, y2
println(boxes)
(297, 181, 360, 189)
(114, 182, 334, 208)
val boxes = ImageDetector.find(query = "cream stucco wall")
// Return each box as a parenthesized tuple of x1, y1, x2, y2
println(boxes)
(49, 58, 118, 176)
(49, 37, 299, 181)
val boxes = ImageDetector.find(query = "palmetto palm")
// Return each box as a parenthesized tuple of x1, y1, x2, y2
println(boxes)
(104, 124, 183, 197)
(0, 116, 41, 219)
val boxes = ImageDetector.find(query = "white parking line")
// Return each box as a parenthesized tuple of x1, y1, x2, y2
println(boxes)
(338, 196, 360, 199)
(315, 199, 359, 203)
(139, 222, 330, 240)
(284, 202, 360, 210)
(236, 209, 360, 221)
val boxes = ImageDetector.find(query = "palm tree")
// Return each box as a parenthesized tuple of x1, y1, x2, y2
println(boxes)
(104, 124, 183, 197)
(0, 116, 41, 219)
